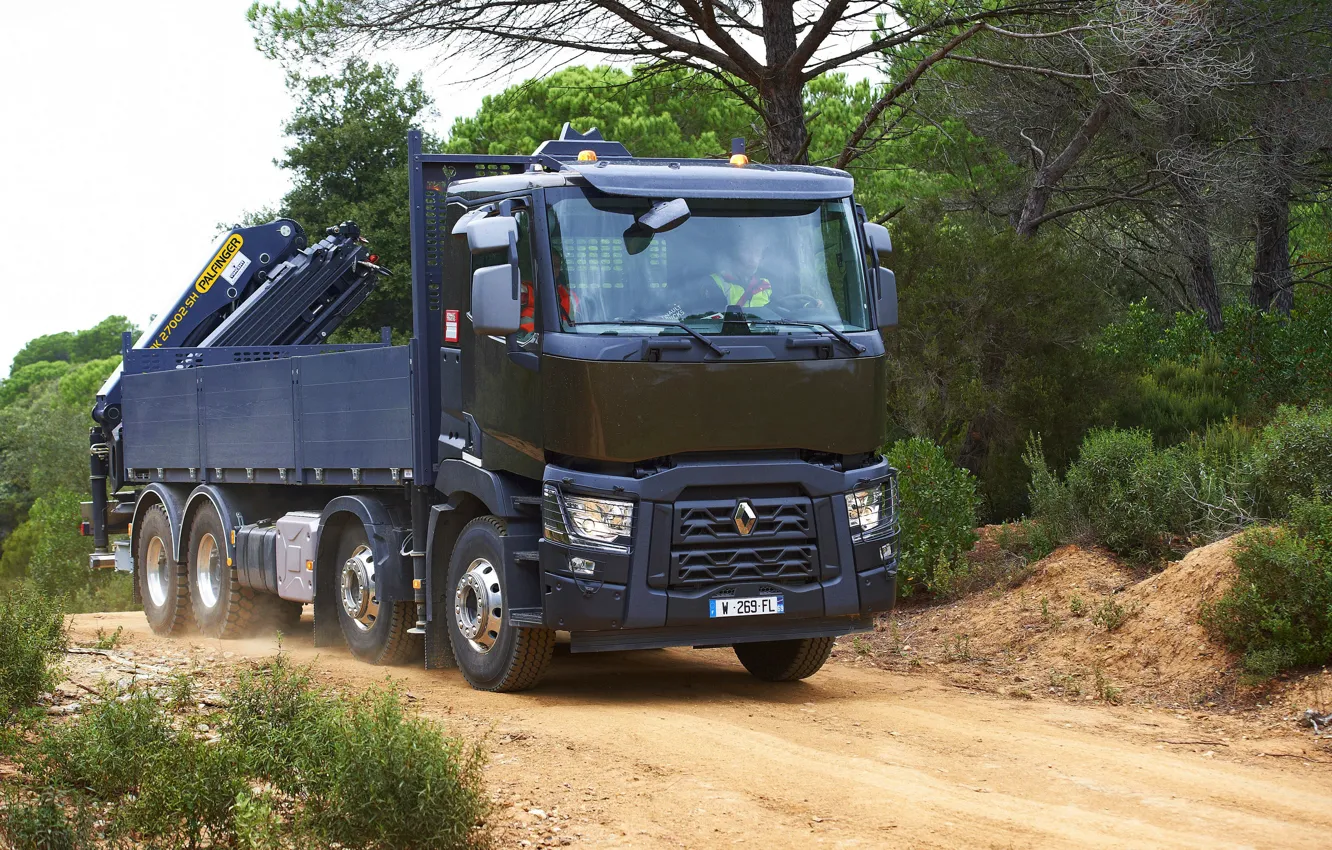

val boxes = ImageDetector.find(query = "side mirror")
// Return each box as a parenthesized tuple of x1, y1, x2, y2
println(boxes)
(864, 222, 892, 264)
(472, 264, 521, 336)
(875, 267, 897, 331)
(464, 215, 518, 254)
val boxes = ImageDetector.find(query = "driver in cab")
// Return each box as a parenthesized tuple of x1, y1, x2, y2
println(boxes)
(710, 240, 772, 310)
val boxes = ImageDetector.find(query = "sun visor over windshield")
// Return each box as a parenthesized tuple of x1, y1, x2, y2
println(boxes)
(568, 160, 853, 200)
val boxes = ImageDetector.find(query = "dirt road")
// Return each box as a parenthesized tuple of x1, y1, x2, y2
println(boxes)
(69, 612, 1329, 849)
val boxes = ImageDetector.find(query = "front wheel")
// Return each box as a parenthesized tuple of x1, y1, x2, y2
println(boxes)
(734, 637, 835, 682)
(446, 517, 554, 692)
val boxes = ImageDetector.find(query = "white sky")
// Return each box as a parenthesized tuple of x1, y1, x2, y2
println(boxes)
(0, 1, 500, 378)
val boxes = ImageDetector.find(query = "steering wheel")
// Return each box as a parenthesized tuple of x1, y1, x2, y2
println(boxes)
(770, 293, 822, 315)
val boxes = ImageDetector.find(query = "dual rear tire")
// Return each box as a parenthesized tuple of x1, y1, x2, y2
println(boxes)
(139, 500, 302, 639)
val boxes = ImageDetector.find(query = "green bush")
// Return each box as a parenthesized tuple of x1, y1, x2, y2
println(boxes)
(1022, 434, 1083, 544)
(1025, 429, 1193, 560)
(1114, 354, 1238, 446)
(33, 688, 175, 799)
(1180, 419, 1261, 540)
(227, 658, 491, 849)
(0, 786, 95, 850)
(886, 438, 979, 596)
(1202, 497, 1332, 677)
(1096, 291, 1332, 417)
(0, 584, 67, 724)
(1252, 405, 1332, 515)
(25, 491, 94, 599)
(27, 658, 491, 850)
(1064, 429, 1189, 560)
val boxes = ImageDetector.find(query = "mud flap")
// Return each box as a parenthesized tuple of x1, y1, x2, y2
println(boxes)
(423, 503, 459, 669)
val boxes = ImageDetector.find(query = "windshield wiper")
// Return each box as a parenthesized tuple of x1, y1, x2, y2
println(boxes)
(738, 316, 867, 355)
(578, 320, 729, 358)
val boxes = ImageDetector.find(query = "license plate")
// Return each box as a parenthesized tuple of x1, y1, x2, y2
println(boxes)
(709, 595, 784, 618)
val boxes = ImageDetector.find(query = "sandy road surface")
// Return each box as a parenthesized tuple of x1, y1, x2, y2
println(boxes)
(70, 612, 1329, 849)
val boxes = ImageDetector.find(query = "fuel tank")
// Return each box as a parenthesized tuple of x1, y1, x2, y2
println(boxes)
(542, 354, 887, 462)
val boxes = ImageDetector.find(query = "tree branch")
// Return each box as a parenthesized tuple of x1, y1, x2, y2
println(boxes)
(836, 22, 989, 169)
(785, 0, 851, 73)
(948, 54, 1093, 80)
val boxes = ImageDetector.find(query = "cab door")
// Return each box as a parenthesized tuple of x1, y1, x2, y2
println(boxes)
(463, 198, 545, 480)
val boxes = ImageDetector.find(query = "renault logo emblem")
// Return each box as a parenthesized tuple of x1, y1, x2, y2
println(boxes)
(733, 500, 757, 536)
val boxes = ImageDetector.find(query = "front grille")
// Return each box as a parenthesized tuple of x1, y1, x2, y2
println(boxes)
(676, 498, 811, 544)
(673, 544, 818, 587)
(669, 496, 819, 588)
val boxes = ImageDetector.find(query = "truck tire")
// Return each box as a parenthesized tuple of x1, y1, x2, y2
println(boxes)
(138, 504, 190, 635)
(447, 516, 554, 692)
(334, 519, 420, 665)
(734, 637, 835, 682)
(188, 503, 256, 639)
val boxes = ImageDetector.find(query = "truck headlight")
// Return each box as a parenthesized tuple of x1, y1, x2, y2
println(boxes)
(543, 484, 634, 552)
(847, 477, 896, 541)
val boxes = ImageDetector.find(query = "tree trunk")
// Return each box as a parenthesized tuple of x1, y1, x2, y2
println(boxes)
(1172, 175, 1224, 332)
(1250, 141, 1294, 314)
(760, 81, 810, 164)
(1015, 94, 1117, 239)
(759, 0, 809, 164)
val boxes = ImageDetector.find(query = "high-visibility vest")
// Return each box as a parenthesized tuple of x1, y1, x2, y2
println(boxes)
(519, 280, 536, 334)
(711, 273, 772, 308)
(519, 280, 578, 335)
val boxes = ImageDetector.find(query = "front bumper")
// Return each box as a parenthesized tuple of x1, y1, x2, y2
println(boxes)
(538, 457, 898, 651)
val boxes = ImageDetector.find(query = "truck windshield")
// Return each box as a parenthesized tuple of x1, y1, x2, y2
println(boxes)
(545, 190, 871, 335)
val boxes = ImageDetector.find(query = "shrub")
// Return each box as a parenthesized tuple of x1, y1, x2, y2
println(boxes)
(33, 688, 175, 798)
(1114, 354, 1238, 446)
(34, 689, 243, 846)
(1091, 597, 1139, 632)
(886, 438, 979, 596)
(227, 658, 491, 849)
(1064, 429, 1189, 560)
(1252, 405, 1332, 515)
(25, 491, 93, 599)
(1022, 434, 1083, 545)
(1180, 419, 1261, 541)
(1202, 497, 1332, 678)
(0, 786, 95, 850)
(0, 584, 67, 724)
(1096, 292, 1332, 417)
(27, 658, 493, 849)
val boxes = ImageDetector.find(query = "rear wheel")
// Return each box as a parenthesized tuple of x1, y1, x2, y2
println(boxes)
(447, 517, 553, 692)
(138, 504, 189, 635)
(188, 503, 255, 639)
(334, 520, 420, 665)
(734, 637, 835, 682)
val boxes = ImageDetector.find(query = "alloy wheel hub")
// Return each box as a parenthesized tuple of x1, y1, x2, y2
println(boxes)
(455, 558, 503, 653)
(340, 544, 379, 631)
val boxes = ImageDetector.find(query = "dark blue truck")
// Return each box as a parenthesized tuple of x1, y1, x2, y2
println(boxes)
(86, 127, 902, 691)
